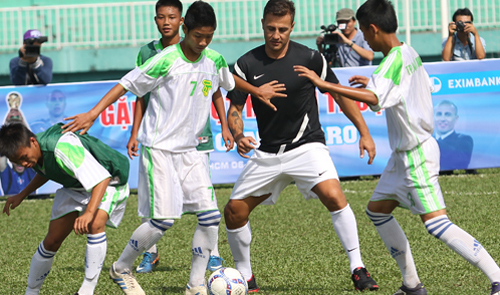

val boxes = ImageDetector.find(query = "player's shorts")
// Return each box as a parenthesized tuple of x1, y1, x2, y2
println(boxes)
(51, 183, 130, 228)
(371, 137, 446, 215)
(230, 142, 339, 205)
(137, 146, 217, 219)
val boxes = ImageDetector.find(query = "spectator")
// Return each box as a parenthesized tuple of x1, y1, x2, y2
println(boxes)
(316, 8, 373, 67)
(442, 8, 485, 61)
(9, 29, 53, 85)
(433, 100, 474, 173)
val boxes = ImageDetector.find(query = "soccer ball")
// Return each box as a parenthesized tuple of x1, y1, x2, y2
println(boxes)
(207, 267, 248, 295)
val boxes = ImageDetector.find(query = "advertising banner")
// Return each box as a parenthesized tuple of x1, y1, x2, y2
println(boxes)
(1, 58, 499, 195)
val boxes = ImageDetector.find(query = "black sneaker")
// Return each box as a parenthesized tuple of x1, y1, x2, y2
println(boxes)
(393, 282, 427, 295)
(247, 275, 260, 293)
(351, 267, 379, 291)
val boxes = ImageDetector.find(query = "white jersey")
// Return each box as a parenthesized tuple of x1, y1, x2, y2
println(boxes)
(120, 43, 235, 152)
(366, 43, 434, 152)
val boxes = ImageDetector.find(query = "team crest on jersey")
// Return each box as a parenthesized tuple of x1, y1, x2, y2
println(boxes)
(202, 80, 212, 96)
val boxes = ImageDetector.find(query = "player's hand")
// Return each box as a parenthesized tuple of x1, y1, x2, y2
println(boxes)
(333, 30, 349, 44)
(2, 194, 25, 216)
(236, 136, 256, 158)
(359, 134, 376, 165)
(221, 128, 235, 152)
(294, 65, 327, 90)
(62, 112, 96, 135)
(255, 81, 287, 111)
(127, 136, 140, 159)
(348, 75, 370, 88)
(74, 212, 93, 235)
(448, 22, 457, 36)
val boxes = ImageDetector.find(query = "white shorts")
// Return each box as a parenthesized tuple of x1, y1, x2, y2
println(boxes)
(51, 183, 130, 228)
(230, 142, 339, 205)
(371, 137, 446, 215)
(138, 147, 217, 219)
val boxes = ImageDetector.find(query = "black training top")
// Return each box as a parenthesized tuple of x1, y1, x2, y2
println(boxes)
(228, 40, 339, 153)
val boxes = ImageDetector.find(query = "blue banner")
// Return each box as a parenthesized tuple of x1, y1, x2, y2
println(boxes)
(1, 58, 499, 195)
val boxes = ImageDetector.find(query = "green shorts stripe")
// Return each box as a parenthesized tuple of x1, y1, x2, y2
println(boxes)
(407, 146, 440, 212)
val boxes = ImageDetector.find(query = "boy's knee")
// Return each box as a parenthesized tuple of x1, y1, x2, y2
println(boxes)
(224, 201, 250, 229)
(42, 237, 63, 252)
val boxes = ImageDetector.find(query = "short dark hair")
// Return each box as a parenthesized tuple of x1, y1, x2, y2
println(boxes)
(356, 0, 398, 33)
(452, 8, 474, 22)
(0, 123, 35, 159)
(183, 1, 217, 32)
(263, 0, 295, 23)
(155, 0, 183, 15)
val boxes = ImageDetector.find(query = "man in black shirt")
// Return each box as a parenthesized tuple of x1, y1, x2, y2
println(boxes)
(224, 0, 378, 292)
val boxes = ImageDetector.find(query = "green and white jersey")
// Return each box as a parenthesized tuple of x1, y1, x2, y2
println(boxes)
(34, 124, 129, 190)
(120, 43, 234, 152)
(135, 40, 214, 153)
(366, 43, 434, 152)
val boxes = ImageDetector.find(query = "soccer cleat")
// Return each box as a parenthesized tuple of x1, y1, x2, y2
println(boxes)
(351, 267, 379, 291)
(207, 255, 226, 272)
(136, 252, 159, 273)
(247, 275, 260, 293)
(185, 284, 207, 295)
(392, 283, 427, 295)
(491, 282, 500, 295)
(109, 262, 146, 295)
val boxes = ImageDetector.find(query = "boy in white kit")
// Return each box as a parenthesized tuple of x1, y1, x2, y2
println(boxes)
(294, 0, 500, 294)
(64, 1, 235, 294)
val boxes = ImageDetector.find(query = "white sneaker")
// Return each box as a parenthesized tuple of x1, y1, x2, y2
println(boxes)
(185, 284, 207, 295)
(109, 262, 146, 295)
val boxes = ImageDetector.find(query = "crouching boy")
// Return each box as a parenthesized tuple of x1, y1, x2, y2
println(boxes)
(1, 122, 130, 295)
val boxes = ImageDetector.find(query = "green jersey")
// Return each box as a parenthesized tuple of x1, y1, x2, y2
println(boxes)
(136, 39, 214, 152)
(34, 123, 129, 189)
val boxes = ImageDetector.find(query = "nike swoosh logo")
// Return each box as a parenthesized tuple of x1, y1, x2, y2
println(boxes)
(318, 170, 327, 176)
(254, 74, 265, 80)
(347, 247, 358, 252)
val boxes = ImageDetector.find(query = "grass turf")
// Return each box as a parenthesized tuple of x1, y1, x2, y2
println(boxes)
(0, 169, 499, 294)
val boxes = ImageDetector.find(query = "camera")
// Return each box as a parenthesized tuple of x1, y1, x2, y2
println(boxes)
(320, 24, 340, 44)
(20, 36, 48, 58)
(455, 21, 465, 32)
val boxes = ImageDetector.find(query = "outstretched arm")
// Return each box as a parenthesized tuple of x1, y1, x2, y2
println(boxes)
(294, 65, 378, 105)
(62, 84, 128, 135)
(232, 74, 286, 111)
(212, 88, 234, 152)
(228, 102, 256, 158)
(3, 173, 49, 216)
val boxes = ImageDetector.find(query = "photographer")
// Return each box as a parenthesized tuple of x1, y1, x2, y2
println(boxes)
(442, 8, 485, 61)
(316, 8, 373, 67)
(9, 29, 53, 86)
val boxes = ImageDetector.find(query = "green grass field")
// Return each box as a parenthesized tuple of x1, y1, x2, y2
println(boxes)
(1, 169, 499, 295)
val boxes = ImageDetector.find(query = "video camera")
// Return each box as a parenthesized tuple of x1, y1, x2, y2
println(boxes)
(20, 36, 48, 58)
(320, 24, 340, 44)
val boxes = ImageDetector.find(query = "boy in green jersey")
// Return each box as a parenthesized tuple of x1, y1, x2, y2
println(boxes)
(1, 123, 130, 295)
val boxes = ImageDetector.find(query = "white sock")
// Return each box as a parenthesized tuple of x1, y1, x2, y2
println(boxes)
(189, 210, 220, 287)
(211, 236, 220, 257)
(26, 242, 56, 295)
(426, 215, 500, 283)
(330, 204, 364, 272)
(115, 219, 173, 272)
(141, 218, 157, 254)
(227, 222, 253, 281)
(78, 233, 107, 295)
(366, 209, 420, 288)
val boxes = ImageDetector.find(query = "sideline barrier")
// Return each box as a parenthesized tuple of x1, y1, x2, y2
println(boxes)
(1, 58, 499, 195)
